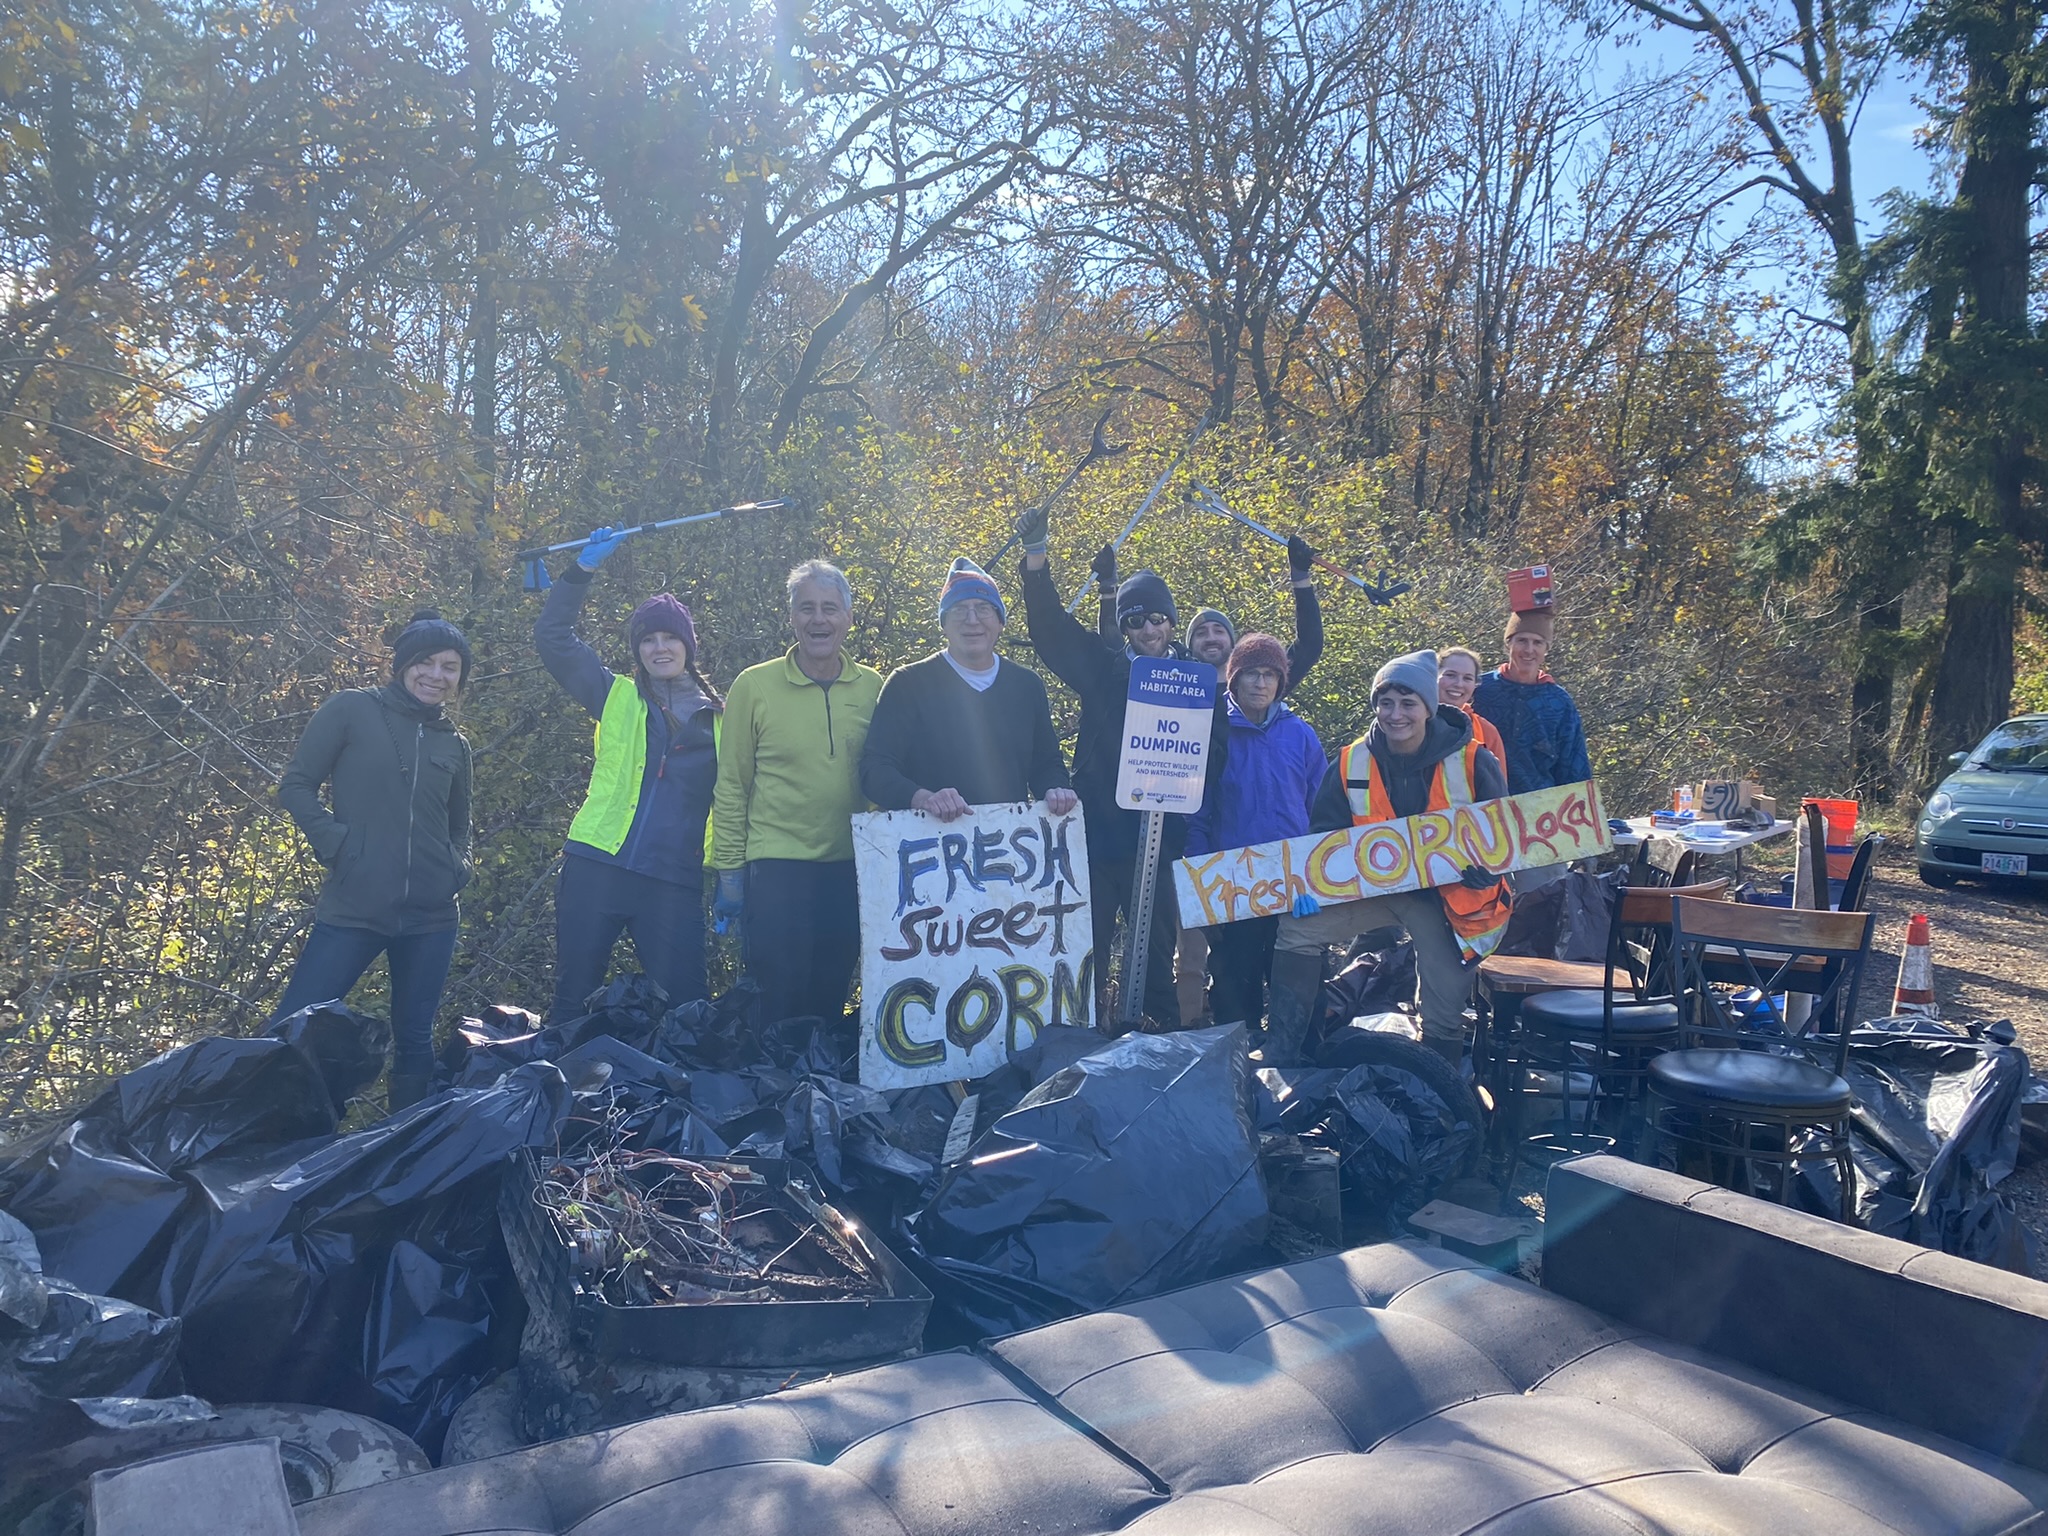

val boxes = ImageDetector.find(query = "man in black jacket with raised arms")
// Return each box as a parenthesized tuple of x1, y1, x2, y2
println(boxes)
(1018, 527, 1227, 1031)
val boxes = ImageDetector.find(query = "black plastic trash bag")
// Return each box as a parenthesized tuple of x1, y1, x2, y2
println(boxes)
(784, 1077, 935, 1195)
(2021, 1072, 2048, 1168)
(153, 1060, 569, 1456)
(1258, 1030, 1484, 1228)
(440, 1006, 547, 1088)
(1793, 1022, 2030, 1272)
(10, 1268, 184, 1404)
(0, 1211, 207, 1475)
(648, 980, 762, 1071)
(1313, 931, 1416, 1041)
(0, 1010, 386, 1297)
(1496, 868, 1619, 963)
(12, 1279, 185, 1403)
(551, 1036, 728, 1157)
(359, 1185, 517, 1455)
(267, 1002, 393, 1110)
(2, 1209, 44, 1332)
(903, 1023, 1267, 1338)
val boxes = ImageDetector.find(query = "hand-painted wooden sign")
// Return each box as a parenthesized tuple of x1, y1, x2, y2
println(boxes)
(854, 802, 1093, 1088)
(1173, 780, 1610, 929)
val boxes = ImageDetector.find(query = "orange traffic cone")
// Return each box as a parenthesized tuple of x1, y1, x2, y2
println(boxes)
(1891, 913, 1937, 1019)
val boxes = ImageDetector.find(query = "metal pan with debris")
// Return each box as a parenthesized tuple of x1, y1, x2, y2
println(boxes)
(500, 1151, 929, 1369)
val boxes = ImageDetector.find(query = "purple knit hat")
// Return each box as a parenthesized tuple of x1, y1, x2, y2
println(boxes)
(628, 593, 696, 655)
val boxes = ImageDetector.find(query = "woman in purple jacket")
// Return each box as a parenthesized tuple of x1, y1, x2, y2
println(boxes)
(1185, 634, 1329, 1028)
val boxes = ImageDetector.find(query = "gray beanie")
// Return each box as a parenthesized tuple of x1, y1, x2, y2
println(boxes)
(1371, 649, 1439, 715)
(1184, 607, 1236, 653)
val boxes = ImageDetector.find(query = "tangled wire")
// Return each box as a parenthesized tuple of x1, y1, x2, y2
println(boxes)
(534, 1143, 883, 1306)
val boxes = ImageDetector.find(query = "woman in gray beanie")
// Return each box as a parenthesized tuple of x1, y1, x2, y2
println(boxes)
(1263, 648, 1511, 1067)
(274, 609, 475, 1109)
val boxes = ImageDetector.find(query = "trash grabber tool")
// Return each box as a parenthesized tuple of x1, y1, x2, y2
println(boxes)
(990, 407, 1128, 567)
(517, 498, 793, 591)
(1062, 425, 1207, 615)
(1185, 483, 1410, 606)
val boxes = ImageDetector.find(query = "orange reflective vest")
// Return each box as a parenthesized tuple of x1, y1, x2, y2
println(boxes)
(1338, 734, 1513, 961)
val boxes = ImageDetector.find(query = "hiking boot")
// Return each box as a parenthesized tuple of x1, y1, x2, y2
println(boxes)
(1261, 950, 1326, 1067)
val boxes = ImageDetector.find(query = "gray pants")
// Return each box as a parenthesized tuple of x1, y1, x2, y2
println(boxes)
(1275, 889, 1472, 1043)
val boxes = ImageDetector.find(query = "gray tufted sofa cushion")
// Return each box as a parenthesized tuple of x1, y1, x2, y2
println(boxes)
(302, 1241, 2048, 1536)
(990, 1244, 2048, 1536)
(295, 1350, 1162, 1536)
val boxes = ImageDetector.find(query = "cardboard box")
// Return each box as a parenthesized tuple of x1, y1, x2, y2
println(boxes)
(1695, 779, 1763, 820)
(1507, 565, 1553, 612)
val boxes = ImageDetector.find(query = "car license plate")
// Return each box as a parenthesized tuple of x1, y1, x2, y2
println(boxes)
(1981, 852, 2029, 875)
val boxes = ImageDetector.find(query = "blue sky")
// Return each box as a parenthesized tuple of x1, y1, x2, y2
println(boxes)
(1583, 12, 1945, 454)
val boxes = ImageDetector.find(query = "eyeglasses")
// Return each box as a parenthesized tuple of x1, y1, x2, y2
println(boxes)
(1120, 611, 1171, 631)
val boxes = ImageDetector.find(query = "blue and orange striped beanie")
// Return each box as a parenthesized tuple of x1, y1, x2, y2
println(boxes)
(937, 558, 1006, 624)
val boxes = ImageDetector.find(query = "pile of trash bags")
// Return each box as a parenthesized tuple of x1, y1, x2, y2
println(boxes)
(0, 1003, 569, 1461)
(903, 1024, 1268, 1338)
(1792, 1017, 2033, 1272)
(1256, 1018, 1485, 1233)
(9, 975, 1413, 1475)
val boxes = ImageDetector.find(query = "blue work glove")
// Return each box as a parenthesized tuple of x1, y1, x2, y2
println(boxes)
(712, 871, 745, 935)
(576, 525, 628, 571)
(1290, 891, 1321, 918)
(1459, 865, 1497, 890)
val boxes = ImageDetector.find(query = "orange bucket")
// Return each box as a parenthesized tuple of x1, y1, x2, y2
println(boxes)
(1804, 797, 1858, 881)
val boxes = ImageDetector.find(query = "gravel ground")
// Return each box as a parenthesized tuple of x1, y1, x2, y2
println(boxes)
(1855, 837, 2048, 1268)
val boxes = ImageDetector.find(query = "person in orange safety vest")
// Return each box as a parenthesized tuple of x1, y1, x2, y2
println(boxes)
(1261, 649, 1511, 1068)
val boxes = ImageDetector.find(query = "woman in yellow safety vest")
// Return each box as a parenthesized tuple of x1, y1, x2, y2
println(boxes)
(535, 526, 721, 1020)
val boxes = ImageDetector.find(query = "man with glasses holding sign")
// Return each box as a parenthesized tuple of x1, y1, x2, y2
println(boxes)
(1019, 518, 1229, 1031)
(859, 557, 1077, 820)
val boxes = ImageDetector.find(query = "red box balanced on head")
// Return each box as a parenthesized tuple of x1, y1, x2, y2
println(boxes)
(1507, 565, 1553, 613)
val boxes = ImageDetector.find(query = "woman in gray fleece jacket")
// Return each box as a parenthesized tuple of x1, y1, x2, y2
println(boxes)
(273, 610, 474, 1108)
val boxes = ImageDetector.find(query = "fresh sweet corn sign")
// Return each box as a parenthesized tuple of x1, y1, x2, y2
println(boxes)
(854, 801, 1094, 1088)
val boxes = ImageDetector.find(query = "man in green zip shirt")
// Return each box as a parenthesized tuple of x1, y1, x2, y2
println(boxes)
(711, 560, 884, 1025)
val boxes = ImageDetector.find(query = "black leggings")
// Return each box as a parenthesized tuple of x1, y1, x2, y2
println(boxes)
(1206, 915, 1279, 1026)
(550, 853, 706, 1021)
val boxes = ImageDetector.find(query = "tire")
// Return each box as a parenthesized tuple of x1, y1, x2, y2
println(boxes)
(442, 1370, 530, 1464)
(1310, 1026, 1488, 1184)
(1918, 864, 1959, 888)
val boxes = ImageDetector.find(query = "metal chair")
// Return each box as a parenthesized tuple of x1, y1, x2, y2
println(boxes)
(1834, 833, 1884, 912)
(1643, 899, 1876, 1221)
(1626, 838, 1701, 890)
(1499, 879, 1728, 1185)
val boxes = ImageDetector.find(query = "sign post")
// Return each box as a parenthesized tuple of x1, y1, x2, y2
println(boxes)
(1113, 657, 1217, 1030)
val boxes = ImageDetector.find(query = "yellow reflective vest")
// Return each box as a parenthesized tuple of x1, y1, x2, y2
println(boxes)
(566, 674, 720, 861)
